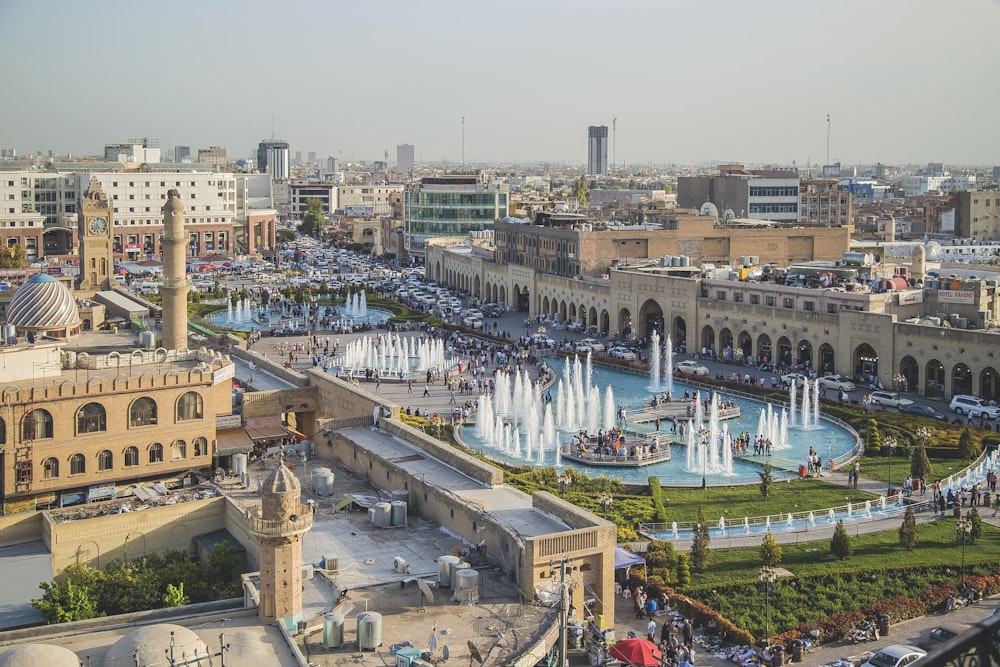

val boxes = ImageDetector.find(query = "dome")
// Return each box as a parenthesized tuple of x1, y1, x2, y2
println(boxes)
(6, 274, 80, 335)
(105, 624, 209, 665)
(0, 644, 80, 667)
(264, 461, 301, 495)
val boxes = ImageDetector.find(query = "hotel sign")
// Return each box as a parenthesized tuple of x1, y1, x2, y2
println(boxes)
(939, 290, 975, 305)
(213, 363, 236, 385)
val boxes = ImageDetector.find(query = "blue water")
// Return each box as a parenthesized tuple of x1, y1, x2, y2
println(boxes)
(462, 365, 856, 486)
(206, 304, 391, 332)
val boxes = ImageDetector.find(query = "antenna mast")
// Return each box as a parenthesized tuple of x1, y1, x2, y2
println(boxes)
(461, 116, 465, 168)
(612, 116, 617, 177)
(826, 114, 830, 166)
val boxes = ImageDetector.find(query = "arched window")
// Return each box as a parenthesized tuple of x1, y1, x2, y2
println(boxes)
(149, 443, 163, 464)
(193, 436, 209, 457)
(124, 446, 139, 467)
(171, 439, 187, 460)
(70, 453, 86, 475)
(77, 403, 107, 434)
(175, 392, 203, 422)
(22, 409, 53, 440)
(97, 450, 113, 471)
(0, 417, 6, 445)
(43, 457, 59, 479)
(129, 397, 157, 428)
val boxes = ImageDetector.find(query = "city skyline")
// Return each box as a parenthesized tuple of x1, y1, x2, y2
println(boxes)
(1, 0, 998, 167)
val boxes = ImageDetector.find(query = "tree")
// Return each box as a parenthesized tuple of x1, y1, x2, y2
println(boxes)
(690, 506, 711, 572)
(32, 563, 100, 624)
(910, 444, 933, 481)
(260, 290, 271, 307)
(571, 176, 589, 208)
(758, 463, 774, 498)
(664, 184, 674, 195)
(674, 552, 691, 587)
(958, 427, 980, 460)
(163, 582, 189, 607)
(898, 506, 917, 551)
(277, 228, 296, 244)
(968, 505, 984, 544)
(299, 198, 329, 237)
(865, 419, 882, 454)
(760, 530, 782, 567)
(0, 244, 27, 269)
(830, 520, 853, 560)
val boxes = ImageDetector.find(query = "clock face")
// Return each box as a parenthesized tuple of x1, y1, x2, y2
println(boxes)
(89, 217, 108, 235)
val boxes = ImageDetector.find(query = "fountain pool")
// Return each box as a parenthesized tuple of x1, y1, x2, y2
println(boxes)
(206, 299, 391, 332)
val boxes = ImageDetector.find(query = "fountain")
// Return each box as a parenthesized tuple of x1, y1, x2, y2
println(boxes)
(786, 513, 794, 530)
(665, 334, 674, 393)
(789, 381, 798, 427)
(879, 495, 886, 512)
(685, 392, 734, 477)
(765, 516, 771, 531)
(813, 378, 821, 426)
(864, 500, 872, 518)
(744, 517, 750, 534)
(671, 522, 678, 538)
(808, 511, 816, 527)
(828, 508, 836, 524)
(801, 379, 812, 428)
(650, 329, 661, 392)
(718, 517, 726, 536)
(846, 502, 853, 518)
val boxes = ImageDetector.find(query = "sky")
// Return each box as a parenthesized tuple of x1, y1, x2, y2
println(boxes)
(1, 0, 998, 168)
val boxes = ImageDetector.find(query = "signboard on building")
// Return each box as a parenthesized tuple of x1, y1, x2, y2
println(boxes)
(88, 483, 117, 502)
(898, 290, 924, 305)
(344, 205, 374, 217)
(939, 290, 975, 304)
(213, 363, 235, 385)
(216, 413, 242, 429)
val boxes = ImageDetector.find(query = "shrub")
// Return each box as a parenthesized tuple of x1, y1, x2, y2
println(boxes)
(898, 507, 917, 551)
(830, 520, 853, 560)
(691, 507, 711, 572)
(649, 476, 668, 522)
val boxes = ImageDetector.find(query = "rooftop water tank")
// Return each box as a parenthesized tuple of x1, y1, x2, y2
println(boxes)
(450, 561, 471, 590)
(357, 611, 382, 651)
(437, 555, 460, 587)
(390, 500, 407, 526)
(370, 502, 391, 528)
(454, 568, 480, 605)
(322, 613, 345, 649)
(232, 453, 248, 476)
(390, 489, 410, 504)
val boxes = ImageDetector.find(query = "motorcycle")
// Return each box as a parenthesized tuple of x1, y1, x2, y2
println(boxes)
(945, 588, 979, 612)
(848, 620, 879, 644)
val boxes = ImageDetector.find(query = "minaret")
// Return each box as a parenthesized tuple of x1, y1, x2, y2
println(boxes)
(160, 189, 189, 350)
(250, 460, 311, 628)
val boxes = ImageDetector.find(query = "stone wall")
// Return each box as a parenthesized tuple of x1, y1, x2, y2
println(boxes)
(0, 511, 44, 547)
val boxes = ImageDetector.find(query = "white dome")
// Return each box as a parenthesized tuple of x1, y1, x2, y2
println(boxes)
(0, 644, 80, 667)
(105, 624, 210, 665)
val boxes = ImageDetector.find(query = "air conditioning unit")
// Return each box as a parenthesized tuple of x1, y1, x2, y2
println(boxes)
(393, 556, 410, 574)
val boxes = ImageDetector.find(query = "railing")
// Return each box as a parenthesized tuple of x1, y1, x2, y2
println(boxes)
(247, 512, 313, 537)
(923, 612, 1000, 666)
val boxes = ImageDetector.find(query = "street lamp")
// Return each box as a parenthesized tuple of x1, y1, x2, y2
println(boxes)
(884, 436, 897, 498)
(915, 426, 931, 448)
(956, 517, 972, 588)
(558, 473, 573, 496)
(699, 428, 710, 490)
(598, 492, 613, 515)
(758, 566, 777, 643)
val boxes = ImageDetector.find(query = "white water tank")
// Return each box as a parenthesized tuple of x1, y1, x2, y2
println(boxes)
(437, 555, 460, 587)
(323, 613, 345, 648)
(454, 568, 480, 604)
(370, 502, 391, 528)
(450, 561, 471, 590)
(138, 330, 155, 348)
(313, 469, 335, 496)
(390, 500, 407, 526)
(357, 611, 383, 651)
(232, 453, 248, 476)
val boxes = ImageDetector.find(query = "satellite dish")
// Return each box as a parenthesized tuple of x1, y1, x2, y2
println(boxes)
(417, 579, 435, 609)
(468, 640, 483, 665)
(429, 632, 439, 652)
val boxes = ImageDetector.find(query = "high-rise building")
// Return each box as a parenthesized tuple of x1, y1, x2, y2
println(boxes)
(174, 146, 191, 162)
(307, 151, 316, 163)
(294, 151, 302, 164)
(257, 140, 290, 180)
(404, 172, 508, 257)
(587, 126, 608, 176)
(397, 144, 414, 173)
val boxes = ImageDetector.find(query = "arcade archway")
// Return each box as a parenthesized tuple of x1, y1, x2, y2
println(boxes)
(853, 344, 878, 382)
(952, 363, 973, 397)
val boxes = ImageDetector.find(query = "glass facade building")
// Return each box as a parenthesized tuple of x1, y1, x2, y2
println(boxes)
(404, 174, 508, 256)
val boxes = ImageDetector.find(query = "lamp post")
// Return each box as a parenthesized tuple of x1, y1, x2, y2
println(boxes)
(884, 436, 897, 498)
(758, 566, 777, 643)
(550, 557, 575, 667)
(915, 426, 931, 448)
(699, 428, 710, 490)
(956, 517, 972, 588)
(558, 473, 573, 496)
(598, 492, 613, 515)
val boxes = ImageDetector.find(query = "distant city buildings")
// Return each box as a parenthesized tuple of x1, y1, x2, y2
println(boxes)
(104, 138, 160, 164)
(404, 173, 508, 256)
(257, 140, 290, 180)
(678, 164, 800, 222)
(587, 126, 608, 176)
(949, 191, 1000, 241)
(396, 144, 414, 173)
(197, 146, 227, 165)
(174, 146, 191, 163)
(799, 179, 852, 226)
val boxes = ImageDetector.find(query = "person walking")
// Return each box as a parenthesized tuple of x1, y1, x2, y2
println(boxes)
(647, 618, 657, 642)
(407, 379, 413, 394)
(423, 384, 430, 398)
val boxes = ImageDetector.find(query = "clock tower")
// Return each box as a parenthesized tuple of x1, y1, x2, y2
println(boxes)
(79, 177, 114, 291)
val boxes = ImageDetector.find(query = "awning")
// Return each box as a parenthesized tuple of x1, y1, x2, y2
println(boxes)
(245, 415, 287, 441)
(614, 546, 646, 570)
(216, 427, 255, 455)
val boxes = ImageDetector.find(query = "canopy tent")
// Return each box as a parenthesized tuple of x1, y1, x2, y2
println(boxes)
(614, 546, 645, 571)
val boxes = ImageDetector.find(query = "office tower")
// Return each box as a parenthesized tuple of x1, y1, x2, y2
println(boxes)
(307, 151, 316, 162)
(174, 146, 191, 162)
(587, 126, 608, 176)
(397, 144, 415, 173)
(257, 140, 290, 180)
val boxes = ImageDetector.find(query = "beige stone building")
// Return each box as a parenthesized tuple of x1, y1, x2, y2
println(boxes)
(799, 179, 853, 226)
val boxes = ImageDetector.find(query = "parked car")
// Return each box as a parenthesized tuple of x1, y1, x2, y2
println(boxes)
(860, 645, 926, 667)
(900, 404, 947, 420)
(579, 338, 605, 353)
(780, 372, 811, 387)
(869, 390, 914, 409)
(819, 374, 856, 392)
(916, 623, 972, 651)
(676, 360, 709, 376)
(609, 346, 637, 361)
(949, 395, 1000, 418)
(572, 341, 593, 354)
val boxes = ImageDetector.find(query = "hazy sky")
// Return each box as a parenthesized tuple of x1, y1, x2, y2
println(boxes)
(1, 0, 997, 167)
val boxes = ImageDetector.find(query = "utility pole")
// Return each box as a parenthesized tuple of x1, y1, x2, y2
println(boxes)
(550, 558, 574, 667)
(826, 114, 831, 166)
